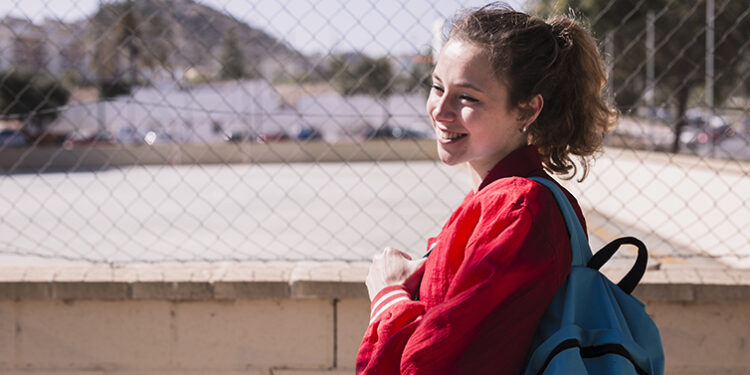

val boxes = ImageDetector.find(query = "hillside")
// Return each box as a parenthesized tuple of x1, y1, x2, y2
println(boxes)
(1, 0, 310, 81)
(124, 0, 309, 76)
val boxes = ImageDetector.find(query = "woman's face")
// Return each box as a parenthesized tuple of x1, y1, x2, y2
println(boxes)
(426, 39, 527, 181)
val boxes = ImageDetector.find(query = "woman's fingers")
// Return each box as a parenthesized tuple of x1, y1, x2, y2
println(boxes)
(403, 257, 427, 293)
(383, 246, 412, 260)
(366, 247, 422, 300)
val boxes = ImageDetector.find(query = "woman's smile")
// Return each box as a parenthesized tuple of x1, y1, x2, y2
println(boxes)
(436, 127, 468, 142)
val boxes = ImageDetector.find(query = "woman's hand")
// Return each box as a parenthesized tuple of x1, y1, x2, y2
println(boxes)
(366, 247, 427, 301)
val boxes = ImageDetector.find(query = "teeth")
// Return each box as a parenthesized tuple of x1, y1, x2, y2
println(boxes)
(438, 129, 466, 140)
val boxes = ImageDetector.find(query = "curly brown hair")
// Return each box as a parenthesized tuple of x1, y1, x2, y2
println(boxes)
(447, 3, 617, 180)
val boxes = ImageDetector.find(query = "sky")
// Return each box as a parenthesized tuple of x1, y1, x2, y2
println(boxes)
(0, 0, 527, 55)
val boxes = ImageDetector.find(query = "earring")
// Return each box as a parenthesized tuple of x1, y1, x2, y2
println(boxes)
(520, 125, 527, 133)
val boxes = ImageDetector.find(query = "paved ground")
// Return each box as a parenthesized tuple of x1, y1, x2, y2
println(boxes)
(0, 160, 468, 264)
(563, 148, 750, 269)
(1, 147, 748, 269)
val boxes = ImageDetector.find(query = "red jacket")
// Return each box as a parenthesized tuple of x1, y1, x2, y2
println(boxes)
(356, 145, 586, 374)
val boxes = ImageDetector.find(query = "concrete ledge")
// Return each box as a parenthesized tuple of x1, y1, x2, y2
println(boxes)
(0, 139, 439, 172)
(131, 281, 214, 300)
(273, 371, 352, 375)
(4, 141, 747, 174)
(2, 281, 746, 302)
(0, 282, 50, 300)
(52, 281, 130, 300)
(0, 372, 267, 375)
(0, 262, 748, 302)
(694, 284, 750, 302)
(0, 262, 748, 374)
(633, 283, 696, 302)
(292, 281, 368, 299)
(213, 281, 291, 299)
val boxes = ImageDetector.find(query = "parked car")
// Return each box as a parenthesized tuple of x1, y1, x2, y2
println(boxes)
(63, 131, 116, 149)
(118, 126, 173, 145)
(295, 126, 323, 141)
(679, 127, 708, 148)
(0, 129, 27, 147)
(644, 107, 674, 122)
(683, 112, 735, 144)
(363, 126, 428, 140)
(225, 131, 257, 143)
(257, 131, 289, 143)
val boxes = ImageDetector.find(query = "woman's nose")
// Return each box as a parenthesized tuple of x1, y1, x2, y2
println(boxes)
(430, 95, 455, 123)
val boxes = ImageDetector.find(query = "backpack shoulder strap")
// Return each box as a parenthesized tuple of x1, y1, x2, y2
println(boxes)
(529, 177, 648, 294)
(527, 177, 592, 267)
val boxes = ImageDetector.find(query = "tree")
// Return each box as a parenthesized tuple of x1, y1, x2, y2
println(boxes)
(0, 69, 70, 141)
(219, 28, 246, 80)
(90, 0, 174, 98)
(404, 53, 434, 98)
(327, 53, 394, 97)
(530, 0, 750, 153)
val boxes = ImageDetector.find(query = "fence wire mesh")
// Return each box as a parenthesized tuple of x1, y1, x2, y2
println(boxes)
(0, 0, 748, 267)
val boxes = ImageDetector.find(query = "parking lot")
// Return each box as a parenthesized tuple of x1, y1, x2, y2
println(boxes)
(1, 146, 748, 269)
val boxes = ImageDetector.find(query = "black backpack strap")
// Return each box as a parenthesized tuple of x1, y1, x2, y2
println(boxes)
(587, 236, 648, 295)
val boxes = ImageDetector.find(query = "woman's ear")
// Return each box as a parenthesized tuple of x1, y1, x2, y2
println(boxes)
(518, 94, 544, 127)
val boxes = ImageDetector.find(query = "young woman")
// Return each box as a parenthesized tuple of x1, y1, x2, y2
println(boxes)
(356, 4, 616, 374)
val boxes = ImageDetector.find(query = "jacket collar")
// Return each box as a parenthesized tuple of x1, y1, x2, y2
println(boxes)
(477, 145, 546, 192)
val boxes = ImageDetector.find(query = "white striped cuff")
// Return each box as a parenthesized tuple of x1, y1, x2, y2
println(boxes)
(370, 288, 411, 324)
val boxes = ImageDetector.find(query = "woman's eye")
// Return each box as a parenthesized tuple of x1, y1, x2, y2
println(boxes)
(460, 94, 478, 103)
(430, 84, 444, 93)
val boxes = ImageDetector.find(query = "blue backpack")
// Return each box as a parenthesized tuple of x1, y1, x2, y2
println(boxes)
(523, 177, 665, 375)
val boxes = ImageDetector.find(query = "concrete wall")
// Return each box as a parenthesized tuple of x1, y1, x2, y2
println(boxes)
(0, 139, 439, 172)
(1, 262, 749, 374)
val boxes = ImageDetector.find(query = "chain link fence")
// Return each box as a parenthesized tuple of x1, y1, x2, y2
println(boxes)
(0, 0, 748, 267)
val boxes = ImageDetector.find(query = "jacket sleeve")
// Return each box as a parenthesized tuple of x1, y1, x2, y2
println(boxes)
(356, 186, 571, 375)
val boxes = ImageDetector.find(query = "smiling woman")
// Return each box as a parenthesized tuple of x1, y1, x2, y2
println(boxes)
(357, 3, 617, 374)
(427, 39, 537, 188)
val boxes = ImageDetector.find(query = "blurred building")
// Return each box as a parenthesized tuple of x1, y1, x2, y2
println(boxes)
(48, 79, 432, 144)
(0, 17, 47, 72)
(0, 16, 92, 80)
